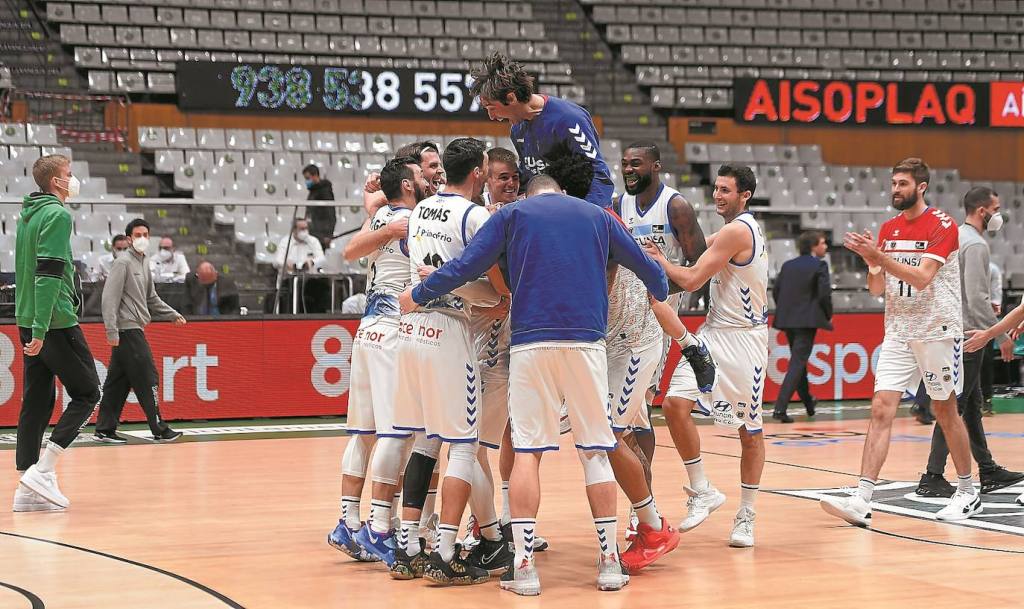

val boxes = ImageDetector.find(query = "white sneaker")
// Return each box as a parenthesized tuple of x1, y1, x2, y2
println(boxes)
(420, 512, 439, 550)
(596, 554, 629, 591)
(1017, 491, 1023, 506)
(935, 489, 982, 521)
(558, 401, 571, 435)
(459, 514, 481, 551)
(819, 493, 871, 527)
(679, 484, 726, 531)
(729, 507, 756, 548)
(13, 485, 65, 512)
(624, 510, 639, 542)
(500, 560, 541, 596)
(19, 466, 69, 508)
(532, 534, 550, 552)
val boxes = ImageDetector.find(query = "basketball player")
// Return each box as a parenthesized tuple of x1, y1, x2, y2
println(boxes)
(616, 142, 721, 534)
(470, 52, 615, 208)
(327, 157, 429, 564)
(821, 158, 981, 525)
(644, 164, 769, 548)
(364, 141, 447, 215)
(482, 147, 520, 210)
(390, 138, 510, 585)
(400, 173, 668, 595)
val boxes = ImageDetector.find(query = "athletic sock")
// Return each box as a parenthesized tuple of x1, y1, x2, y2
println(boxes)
(419, 490, 437, 529)
(341, 495, 361, 529)
(511, 519, 536, 566)
(684, 456, 709, 491)
(740, 483, 759, 510)
(594, 517, 618, 559)
(500, 481, 511, 525)
(369, 499, 392, 535)
(36, 442, 63, 473)
(857, 478, 876, 503)
(400, 520, 420, 554)
(632, 495, 662, 528)
(437, 524, 459, 562)
(479, 519, 502, 542)
(957, 473, 976, 494)
(391, 492, 401, 521)
(674, 327, 698, 349)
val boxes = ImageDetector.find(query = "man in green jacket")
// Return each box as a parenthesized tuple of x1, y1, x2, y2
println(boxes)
(13, 154, 101, 512)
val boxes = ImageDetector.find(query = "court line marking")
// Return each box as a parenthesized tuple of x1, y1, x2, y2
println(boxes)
(0, 531, 246, 608)
(0, 581, 44, 609)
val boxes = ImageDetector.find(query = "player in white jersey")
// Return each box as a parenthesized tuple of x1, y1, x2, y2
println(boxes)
(328, 157, 428, 563)
(644, 164, 770, 548)
(363, 141, 448, 215)
(391, 138, 511, 585)
(821, 158, 981, 527)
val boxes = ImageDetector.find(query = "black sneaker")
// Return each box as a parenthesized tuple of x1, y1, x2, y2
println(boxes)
(93, 430, 128, 444)
(981, 400, 994, 417)
(805, 399, 817, 417)
(916, 472, 954, 498)
(423, 544, 489, 585)
(910, 404, 935, 425)
(154, 428, 184, 443)
(772, 411, 794, 424)
(980, 467, 1024, 494)
(681, 340, 717, 393)
(466, 536, 514, 572)
(390, 542, 430, 580)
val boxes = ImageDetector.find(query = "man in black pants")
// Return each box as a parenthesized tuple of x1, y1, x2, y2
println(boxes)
(94, 218, 187, 444)
(14, 154, 101, 512)
(772, 231, 832, 423)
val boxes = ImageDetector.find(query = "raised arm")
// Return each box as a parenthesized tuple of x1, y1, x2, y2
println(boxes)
(607, 217, 668, 301)
(343, 215, 408, 261)
(409, 212, 507, 306)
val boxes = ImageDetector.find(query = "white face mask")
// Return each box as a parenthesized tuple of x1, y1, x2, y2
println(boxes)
(296, 230, 310, 241)
(132, 236, 149, 254)
(986, 211, 1004, 232)
(158, 248, 173, 261)
(55, 175, 81, 199)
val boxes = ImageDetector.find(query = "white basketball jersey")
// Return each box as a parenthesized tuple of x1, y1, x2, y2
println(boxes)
(407, 192, 490, 318)
(620, 183, 685, 264)
(363, 205, 412, 318)
(706, 212, 770, 329)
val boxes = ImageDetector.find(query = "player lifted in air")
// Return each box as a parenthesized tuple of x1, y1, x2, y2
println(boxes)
(821, 158, 981, 525)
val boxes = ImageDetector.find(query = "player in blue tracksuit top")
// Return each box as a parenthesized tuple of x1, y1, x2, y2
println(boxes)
(399, 176, 666, 596)
(471, 52, 615, 208)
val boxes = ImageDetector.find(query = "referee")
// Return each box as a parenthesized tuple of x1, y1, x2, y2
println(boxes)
(93, 218, 186, 443)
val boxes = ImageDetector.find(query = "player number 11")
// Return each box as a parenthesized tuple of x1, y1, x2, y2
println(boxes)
(898, 280, 913, 298)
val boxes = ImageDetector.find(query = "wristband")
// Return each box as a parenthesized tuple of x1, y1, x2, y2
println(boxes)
(868, 265, 882, 275)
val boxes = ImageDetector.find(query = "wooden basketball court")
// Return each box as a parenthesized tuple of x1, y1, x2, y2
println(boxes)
(1, 410, 1022, 608)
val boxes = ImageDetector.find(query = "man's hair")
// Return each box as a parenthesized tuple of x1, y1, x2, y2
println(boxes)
(624, 141, 660, 161)
(487, 147, 518, 169)
(125, 218, 150, 235)
(470, 52, 536, 103)
(525, 175, 560, 197)
(32, 154, 70, 190)
(292, 217, 310, 230)
(717, 163, 757, 198)
(111, 234, 128, 247)
(442, 137, 487, 185)
(798, 230, 825, 255)
(892, 157, 930, 187)
(302, 164, 320, 177)
(380, 155, 418, 201)
(963, 185, 997, 215)
(394, 141, 440, 164)
(542, 143, 594, 200)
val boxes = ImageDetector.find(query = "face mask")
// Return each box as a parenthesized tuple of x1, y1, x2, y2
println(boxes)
(305, 179, 314, 189)
(296, 230, 310, 241)
(132, 237, 149, 254)
(986, 211, 1004, 232)
(55, 175, 81, 199)
(158, 248, 172, 261)
(112, 249, 122, 259)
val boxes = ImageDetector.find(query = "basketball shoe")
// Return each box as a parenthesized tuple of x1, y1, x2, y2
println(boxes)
(354, 523, 396, 565)
(935, 489, 982, 521)
(390, 539, 430, 580)
(819, 493, 872, 527)
(466, 535, 514, 572)
(679, 484, 726, 531)
(729, 507, 756, 548)
(624, 510, 639, 542)
(423, 544, 489, 585)
(500, 560, 541, 596)
(620, 517, 680, 572)
(596, 554, 629, 591)
(19, 466, 69, 508)
(13, 485, 65, 512)
(681, 338, 717, 393)
(328, 520, 373, 561)
(458, 514, 481, 551)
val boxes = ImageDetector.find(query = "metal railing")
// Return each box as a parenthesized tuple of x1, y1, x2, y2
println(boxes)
(1, 89, 131, 149)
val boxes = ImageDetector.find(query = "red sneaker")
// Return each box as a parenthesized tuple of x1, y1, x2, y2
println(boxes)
(619, 517, 680, 573)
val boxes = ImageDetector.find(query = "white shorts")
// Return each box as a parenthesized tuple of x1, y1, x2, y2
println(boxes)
(393, 312, 482, 443)
(346, 316, 409, 437)
(607, 339, 662, 433)
(874, 336, 963, 400)
(667, 325, 769, 433)
(508, 341, 615, 452)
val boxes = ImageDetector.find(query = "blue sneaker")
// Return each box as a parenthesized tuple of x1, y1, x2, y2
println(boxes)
(328, 520, 375, 562)
(355, 523, 397, 566)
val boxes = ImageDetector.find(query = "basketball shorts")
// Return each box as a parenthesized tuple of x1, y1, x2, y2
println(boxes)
(393, 311, 482, 443)
(668, 325, 769, 433)
(607, 339, 662, 433)
(508, 341, 615, 452)
(346, 316, 408, 437)
(874, 336, 963, 400)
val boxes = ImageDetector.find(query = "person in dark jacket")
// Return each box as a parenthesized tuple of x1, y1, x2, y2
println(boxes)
(184, 261, 240, 316)
(303, 164, 336, 249)
(772, 230, 832, 423)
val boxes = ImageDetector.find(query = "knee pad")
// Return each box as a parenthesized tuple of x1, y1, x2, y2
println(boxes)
(402, 451, 437, 509)
(445, 442, 478, 485)
(370, 437, 408, 486)
(577, 448, 615, 486)
(341, 434, 375, 478)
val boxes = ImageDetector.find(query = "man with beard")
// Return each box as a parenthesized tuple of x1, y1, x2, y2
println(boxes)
(821, 158, 981, 526)
(363, 141, 447, 215)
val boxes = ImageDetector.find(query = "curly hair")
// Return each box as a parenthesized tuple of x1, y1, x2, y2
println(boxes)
(542, 142, 594, 200)
(470, 52, 536, 103)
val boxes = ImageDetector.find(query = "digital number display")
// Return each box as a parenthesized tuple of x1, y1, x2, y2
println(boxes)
(176, 62, 483, 117)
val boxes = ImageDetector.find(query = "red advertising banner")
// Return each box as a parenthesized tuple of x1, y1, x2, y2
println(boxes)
(0, 313, 887, 428)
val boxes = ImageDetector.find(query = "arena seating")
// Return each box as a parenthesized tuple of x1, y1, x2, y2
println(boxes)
(0, 122, 112, 198)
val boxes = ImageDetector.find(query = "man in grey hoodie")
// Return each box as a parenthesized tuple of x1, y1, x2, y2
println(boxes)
(94, 218, 187, 444)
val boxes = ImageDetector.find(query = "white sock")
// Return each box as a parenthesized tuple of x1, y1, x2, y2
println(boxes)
(400, 520, 420, 554)
(684, 456, 709, 491)
(957, 473, 976, 494)
(437, 524, 459, 562)
(36, 442, 63, 473)
(632, 495, 662, 528)
(511, 519, 536, 566)
(341, 495, 361, 529)
(419, 490, 437, 529)
(857, 478, 876, 503)
(391, 492, 401, 521)
(479, 519, 501, 542)
(594, 517, 618, 559)
(740, 483, 759, 510)
(674, 328, 698, 349)
(500, 481, 511, 525)
(369, 499, 392, 534)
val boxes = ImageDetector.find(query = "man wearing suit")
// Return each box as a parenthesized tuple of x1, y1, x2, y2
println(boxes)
(184, 261, 240, 316)
(772, 231, 832, 423)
